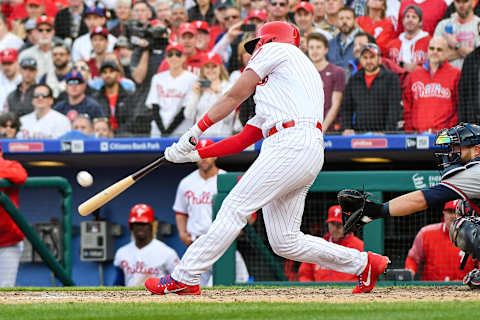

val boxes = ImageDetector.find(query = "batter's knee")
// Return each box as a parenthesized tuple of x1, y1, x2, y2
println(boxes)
(268, 233, 304, 260)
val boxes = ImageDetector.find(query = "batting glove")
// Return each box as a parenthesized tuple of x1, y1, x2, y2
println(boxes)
(176, 126, 202, 154)
(165, 143, 201, 163)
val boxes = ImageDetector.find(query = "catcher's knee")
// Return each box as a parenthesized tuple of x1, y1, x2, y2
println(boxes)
(450, 216, 480, 259)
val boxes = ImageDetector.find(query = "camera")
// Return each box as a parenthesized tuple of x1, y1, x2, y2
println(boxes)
(199, 79, 211, 88)
(127, 20, 170, 52)
(240, 24, 256, 32)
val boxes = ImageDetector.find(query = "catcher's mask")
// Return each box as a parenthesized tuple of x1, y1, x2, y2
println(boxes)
(244, 21, 300, 54)
(434, 123, 480, 171)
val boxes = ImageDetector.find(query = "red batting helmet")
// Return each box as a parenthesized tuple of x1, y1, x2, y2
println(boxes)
(244, 21, 300, 54)
(128, 204, 154, 228)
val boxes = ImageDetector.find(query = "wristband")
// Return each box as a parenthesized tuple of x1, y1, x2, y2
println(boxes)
(197, 113, 214, 132)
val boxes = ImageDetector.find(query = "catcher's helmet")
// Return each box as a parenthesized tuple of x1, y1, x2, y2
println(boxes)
(128, 204, 154, 228)
(244, 21, 300, 54)
(434, 123, 480, 171)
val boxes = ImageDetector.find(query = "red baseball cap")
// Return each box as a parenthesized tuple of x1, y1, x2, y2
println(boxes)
(194, 20, 210, 33)
(0, 49, 18, 63)
(128, 204, 154, 227)
(26, 0, 43, 6)
(166, 42, 185, 53)
(202, 52, 223, 66)
(90, 26, 109, 38)
(444, 200, 460, 211)
(36, 15, 53, 27)
(295, 1, 314, 14)
(326, 205, 343, 223)
(178, 23, 197, 36)
(247, 9, 267, 22)
(195, 139, 215, 150)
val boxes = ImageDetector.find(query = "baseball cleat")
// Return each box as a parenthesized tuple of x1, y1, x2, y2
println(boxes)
(145, 274, 201, 295)
(352, 251, 390, 294)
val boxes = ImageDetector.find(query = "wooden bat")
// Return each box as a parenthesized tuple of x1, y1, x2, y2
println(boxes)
(78, 156, 168, 216)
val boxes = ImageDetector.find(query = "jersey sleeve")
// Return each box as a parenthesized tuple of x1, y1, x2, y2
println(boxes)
(245, 43, 287, 80)
(172, 179, 188, 214)
(440, 165, 480, 200)
(113, 248, 123, 267)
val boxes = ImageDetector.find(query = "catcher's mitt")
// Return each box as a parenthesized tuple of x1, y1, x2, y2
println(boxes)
(337, 189, 386, 233)
(464, 269, 480, 289)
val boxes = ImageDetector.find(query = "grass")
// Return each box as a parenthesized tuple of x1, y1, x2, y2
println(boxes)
(1, 301, 478, 320)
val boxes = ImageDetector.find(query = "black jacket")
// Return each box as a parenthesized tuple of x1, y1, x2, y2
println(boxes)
(458, 47, 480, 123)
(188, 5, 215, 25)
(341, 66, 401, 132)
(54, 6, 89, 40)
(6, 84, 35, 117)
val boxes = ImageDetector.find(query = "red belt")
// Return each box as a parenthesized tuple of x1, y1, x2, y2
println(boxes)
(267, 121, 323, 137)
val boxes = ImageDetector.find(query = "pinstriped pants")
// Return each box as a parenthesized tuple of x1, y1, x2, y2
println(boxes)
(172, 125, 368, 285)
(0, 241, 23, 287)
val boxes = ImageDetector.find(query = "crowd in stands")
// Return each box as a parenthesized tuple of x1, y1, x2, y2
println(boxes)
(0, 0, 479, 139)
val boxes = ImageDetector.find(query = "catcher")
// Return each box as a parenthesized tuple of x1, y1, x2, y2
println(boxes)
(338, 123, 480, 288)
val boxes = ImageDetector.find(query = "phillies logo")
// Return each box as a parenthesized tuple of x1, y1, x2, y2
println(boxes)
(185, 191, 212, 205)
(121, 261, 160, 276)
(411, 81, 451, 99)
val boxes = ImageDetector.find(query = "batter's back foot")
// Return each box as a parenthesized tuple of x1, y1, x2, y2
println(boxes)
(145, 274, 201, 295)
(352, 251, 390, 294)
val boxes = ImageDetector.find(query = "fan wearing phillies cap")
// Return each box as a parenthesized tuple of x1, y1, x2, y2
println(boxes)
(185, 52, 241, 137)
(87, 27, 110, 79)
(0, 49, 22, 110)
(193, 20, 212, 52)
(294, 1, 332, 53)
(172, 139, 250, 286)
(18, 15, 55, 82)
(113, 204, 180, 287)
(405, 200, 477, 281)
(297, 205, 364, 282)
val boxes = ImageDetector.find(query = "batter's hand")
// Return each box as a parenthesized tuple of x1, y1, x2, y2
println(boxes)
(177, 126, 202, 153)
(165, 144, 201, 163)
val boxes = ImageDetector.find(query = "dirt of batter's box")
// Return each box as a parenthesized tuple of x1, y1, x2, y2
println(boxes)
(1, 287, 480, 304)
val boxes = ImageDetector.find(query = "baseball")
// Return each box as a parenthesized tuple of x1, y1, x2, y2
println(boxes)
(77, 171, 93, 187)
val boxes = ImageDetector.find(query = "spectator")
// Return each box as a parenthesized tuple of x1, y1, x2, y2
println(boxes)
(307, 32, 345, 132)
(54, 70, 105, 121)
(71, 6, 117, 62)
(114, 36, 133, 79)
(297, 205, 364, 282)
(312, 0, 326, 25)
(173, 139, 250, 286)
(317, 0, 342, 37)
(267, 0, 290, 22)
(10, 0, 49, 42)
(131, 0, 152, 23)
(18, 84, 71, 138)
(352, 0, 400, 20)
(444, 0, 480, 18)
(208, 1, 229, 48)
(87, 27, 110, 80)
(113, 204, 180, 287)
(341, 43, 401, 134)
(0, 112, 21, 139)
(356, 0, 395, 55)
(458, 22, 480, 124)
(69, 60, 98, 98)
(0, 143, 28, 287)
(2, 57, 37, 117)
(170, 3, 189, 43)
(54, 0, 89, 41)
(19, 18, 38, 51)
(386, 5, 431, 71)
(93, 117, 114, 138)
(245, 9, 267, 33)
(0, 49, 22, 110)
(398, 0, 447, 36)
(327, 7, 361, 71)
(405, 200, 477, 281)
(295, 1, 332, 54)
(146, 42, 196, 137)
(41, 41, 71, 99)
(194, 20, 212, 52)
(155, 0, 171, 27)
(434, 0, 480, 69)
(18, 15, 55, 82)
(251, 0, 267, 10)
(0, 13, 23, 52)
(57, 113, 94, 138)
(94, 60, 134, 136)
(188, 0, 215, 25)
(403, 37, 460, 133)
(185, 52, 240, 137)
(109, 0, 131, 37)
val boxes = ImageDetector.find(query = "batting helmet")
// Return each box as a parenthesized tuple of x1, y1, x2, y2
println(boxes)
(434, 123, 480, 171)
(244, 21, 300, 54)
(128, 204, 154, 228)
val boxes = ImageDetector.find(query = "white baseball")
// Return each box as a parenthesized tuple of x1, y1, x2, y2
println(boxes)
(77, 171, 93, 187)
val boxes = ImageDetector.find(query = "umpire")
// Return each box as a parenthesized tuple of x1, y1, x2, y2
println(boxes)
(338, 123, 480, 286)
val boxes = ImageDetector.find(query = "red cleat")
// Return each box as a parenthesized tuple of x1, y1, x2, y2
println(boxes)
(352, 251, 390, 294)
(145, 274, 201, 295)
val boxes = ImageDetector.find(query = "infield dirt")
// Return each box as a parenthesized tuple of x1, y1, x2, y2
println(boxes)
(1, 287, 480, 304)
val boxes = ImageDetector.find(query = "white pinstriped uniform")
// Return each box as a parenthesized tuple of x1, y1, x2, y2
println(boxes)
(172, 42, 368, 285)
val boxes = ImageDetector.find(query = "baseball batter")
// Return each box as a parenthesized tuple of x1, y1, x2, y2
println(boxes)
(113, 204, 179, 287)
(145, 21, 390, 296)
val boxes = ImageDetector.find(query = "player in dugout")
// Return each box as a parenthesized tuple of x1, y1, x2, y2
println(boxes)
(337, 123, 480, 288)
(113, 204, 179, 287)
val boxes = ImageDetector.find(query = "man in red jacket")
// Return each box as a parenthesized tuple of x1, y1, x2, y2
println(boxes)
(403, 36, 460, 133)
(0, 144, 28, 287)
(297, 205, 364, 282)
(405, 200, 477, 281)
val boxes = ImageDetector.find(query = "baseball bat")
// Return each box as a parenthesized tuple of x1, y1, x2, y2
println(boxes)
(78, 156, 168, 216)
